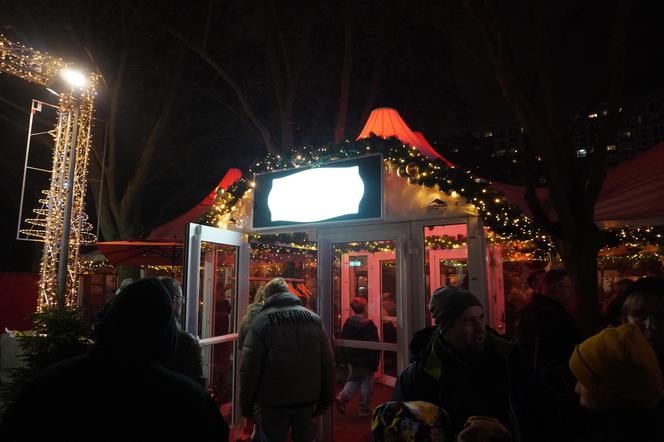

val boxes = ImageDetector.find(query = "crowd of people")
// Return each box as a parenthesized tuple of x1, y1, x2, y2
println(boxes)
(386, 271, 664, 442)
(1, 271, 663, 442)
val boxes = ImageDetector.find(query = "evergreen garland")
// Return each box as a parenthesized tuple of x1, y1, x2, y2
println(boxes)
(202, 135, 663, 255)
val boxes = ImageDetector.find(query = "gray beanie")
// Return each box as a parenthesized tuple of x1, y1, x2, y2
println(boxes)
(429, 286, 482, 332)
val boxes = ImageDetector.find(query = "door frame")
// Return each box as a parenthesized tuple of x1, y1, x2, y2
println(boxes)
(182, 222, 249, 433)
(409, 216, 487, 331)
(317, 222, 412, 441)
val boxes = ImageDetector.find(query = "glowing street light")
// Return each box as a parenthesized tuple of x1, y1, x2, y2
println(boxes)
(59, 67, 87, 88)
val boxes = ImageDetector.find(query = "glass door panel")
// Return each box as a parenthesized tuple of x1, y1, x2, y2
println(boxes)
(423, 224, 468, 326)
(332, 240, 398, 440)
(184, 223, 247, 435)
(198, 241, 238, 424)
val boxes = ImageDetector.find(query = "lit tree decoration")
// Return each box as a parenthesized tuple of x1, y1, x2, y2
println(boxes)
(1, 35, 99, 310)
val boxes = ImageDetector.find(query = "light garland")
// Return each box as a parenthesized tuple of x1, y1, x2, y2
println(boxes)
(203, 136, 553, 250)
(203, 136, 663, 260)
(1, 35, 99, 310)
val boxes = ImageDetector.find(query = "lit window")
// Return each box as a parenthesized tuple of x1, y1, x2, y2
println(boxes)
(606, 145, 617, 152)
(577, 148, 587, 157)
(484, 131, 493, 138)
(588, 113, 598, 119)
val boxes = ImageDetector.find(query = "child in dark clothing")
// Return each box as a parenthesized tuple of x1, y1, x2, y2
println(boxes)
(336, 297, 380, 416)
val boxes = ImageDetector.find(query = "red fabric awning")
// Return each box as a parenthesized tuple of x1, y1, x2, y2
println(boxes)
(96, 241, 183, 267)
(356, 108, 454, 166)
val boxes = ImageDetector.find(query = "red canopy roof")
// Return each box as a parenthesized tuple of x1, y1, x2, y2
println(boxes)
(492, 142, 664, 228)
(96, 241, 182, 267)
(148, 168, 242, 240)
(356, 108, 454, 166)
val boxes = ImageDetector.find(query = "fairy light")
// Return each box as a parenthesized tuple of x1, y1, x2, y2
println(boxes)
(203, 135, 663, 259)
(2, 35, 99, 310)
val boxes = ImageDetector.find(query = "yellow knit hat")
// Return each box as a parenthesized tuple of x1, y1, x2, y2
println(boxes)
(569, 323, 663, 409)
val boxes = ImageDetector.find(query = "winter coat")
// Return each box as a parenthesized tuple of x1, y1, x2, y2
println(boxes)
(341, 316, 380, 372)
(173, 328, 206, 387)
(0, 350, 228, 441)
(238, 302, 264, 349)
(239, 291, 335, 417)
(516, 294, 581, 373)
(392, 327, 512, 437)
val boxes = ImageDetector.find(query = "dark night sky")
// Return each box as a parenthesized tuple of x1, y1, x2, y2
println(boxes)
(1, 0, 662, 271)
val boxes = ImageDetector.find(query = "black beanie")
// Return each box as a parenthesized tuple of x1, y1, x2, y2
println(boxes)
(429, 286, 482, 332)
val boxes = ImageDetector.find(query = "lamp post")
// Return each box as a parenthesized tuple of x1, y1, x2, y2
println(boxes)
(53, 68, 86, 309)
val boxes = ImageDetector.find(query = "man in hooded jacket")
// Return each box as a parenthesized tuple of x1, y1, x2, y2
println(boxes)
(240, 277, 335, 442)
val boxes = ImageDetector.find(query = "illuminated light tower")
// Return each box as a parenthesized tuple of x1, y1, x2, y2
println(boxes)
(1, 35, 99, 310)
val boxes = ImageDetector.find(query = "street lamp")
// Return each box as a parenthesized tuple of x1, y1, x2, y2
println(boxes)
(53, 66, 88, 308)
(59, 67, 87, 89)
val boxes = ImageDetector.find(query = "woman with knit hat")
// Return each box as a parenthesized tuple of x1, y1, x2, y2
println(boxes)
(569, 323, 664, 441)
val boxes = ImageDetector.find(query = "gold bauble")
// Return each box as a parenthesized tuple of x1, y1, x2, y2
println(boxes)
(396, 165, 408, 178)
(405, 163, 419, 177)
(384, 163, 390, 174)
(214, 195, 223, 203)
(407, 176, 419, 185)
(216, 188, 225, 196)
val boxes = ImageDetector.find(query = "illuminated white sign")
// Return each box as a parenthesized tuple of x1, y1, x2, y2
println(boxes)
(267, 166, 365, 223)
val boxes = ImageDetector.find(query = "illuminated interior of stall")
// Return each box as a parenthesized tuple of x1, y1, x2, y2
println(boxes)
(248, 234, 318, 311)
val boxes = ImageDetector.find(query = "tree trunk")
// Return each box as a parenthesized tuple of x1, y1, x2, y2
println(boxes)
(554, 222, 603, 337)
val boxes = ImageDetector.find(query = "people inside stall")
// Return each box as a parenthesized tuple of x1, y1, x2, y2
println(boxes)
(336, 297, 380, 417)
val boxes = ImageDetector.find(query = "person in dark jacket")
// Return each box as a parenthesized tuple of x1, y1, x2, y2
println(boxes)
(515, 269, 581, 442)
(159, 276, 206, 387)
(0, 278, 228, 442)
(516, 269, 581, 373)
(240, 277, 335, 442)
(335, 297, 380, 416)
(568, 323, 664, 442)
(392, 286, 512, 438)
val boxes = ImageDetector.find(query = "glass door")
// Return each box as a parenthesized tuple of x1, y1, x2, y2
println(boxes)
(183, 223, 248, 438)
(318, 223, 411, 442)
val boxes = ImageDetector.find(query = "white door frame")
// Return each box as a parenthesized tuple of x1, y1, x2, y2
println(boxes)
(409, 216, 487, 332)
(317, 222, 412, 442)
(182, 223, 249, 435)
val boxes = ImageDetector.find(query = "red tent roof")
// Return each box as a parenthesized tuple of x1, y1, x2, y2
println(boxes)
(96, 241, 182, 267)
(595, 142, 664, 226)
(492, 142, 664, 228)
(148, 168, 242, 240)
(356, 108, 454, 166)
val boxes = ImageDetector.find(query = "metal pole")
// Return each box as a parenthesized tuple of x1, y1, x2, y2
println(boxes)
(16, 101, 37, 240)
(56, 104, 80, 309)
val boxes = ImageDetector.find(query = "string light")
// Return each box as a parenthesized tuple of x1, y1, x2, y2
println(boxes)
(203, 135, 660, 259)
(2, 35, 99, 310)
